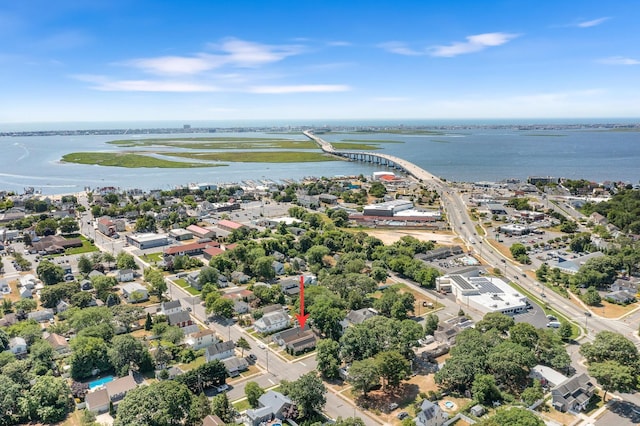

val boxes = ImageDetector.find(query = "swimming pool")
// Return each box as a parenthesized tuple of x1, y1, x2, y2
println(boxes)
(88, 375, 114, 390)
(444, 401, 454, 409)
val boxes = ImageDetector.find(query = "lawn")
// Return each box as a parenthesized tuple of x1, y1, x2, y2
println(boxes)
(180, 356, 206, 371)
(233, 398, 252, 412)
(61, 152, 220, 168)
(174, 278, 200, 295)
(65, 235, 99, 255)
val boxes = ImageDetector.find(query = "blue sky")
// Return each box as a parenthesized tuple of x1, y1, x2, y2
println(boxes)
(1, 0, 639, 123)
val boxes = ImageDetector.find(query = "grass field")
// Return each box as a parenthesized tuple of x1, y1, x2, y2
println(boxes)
(174, 278, 200, 295)
(65, 235, 99, 255)
(61, 152, 220, 168)
(108, 137, 318, 149)
(166, 151, 335, 163)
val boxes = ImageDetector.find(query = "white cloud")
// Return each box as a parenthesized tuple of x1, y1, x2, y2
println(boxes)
(125, 38, 304, 76)
(599, 56, 640, 65)
(209, 37, 303, 67)
(430, 32, 520, 57)
(327, 41, 352, 47)
(248, 84, 350, 94)
(577, 17, 610, 28)
(126, 54, 223, 75)
(73, 75, 219, 92)
(378, 42, 422, 56)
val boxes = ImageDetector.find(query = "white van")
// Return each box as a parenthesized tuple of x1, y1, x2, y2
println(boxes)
(547, 321, 561, 328)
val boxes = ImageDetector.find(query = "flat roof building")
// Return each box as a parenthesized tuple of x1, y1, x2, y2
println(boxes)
(436, 274, 528, 316)
(126, 233, 168, 249)
(363, 199, 413, 217)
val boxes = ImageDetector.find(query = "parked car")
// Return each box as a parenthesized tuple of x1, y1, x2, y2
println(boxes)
(397, 411, 409, 420)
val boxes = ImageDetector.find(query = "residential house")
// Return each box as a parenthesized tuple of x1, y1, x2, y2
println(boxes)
(167, 310, 193, 328)
(551, 373, 595, 413)
(433, 322, 462, 345)
(205, 341, 235, 362)
(589, 212, 607, 226)
(56, 299, 70, 314)
(272, 261, 285, 276)
(254, 311, 290, 334)
(105, 372, 137, 409)
(44, 332, 71, 356)
(160, 300, 182, 316)
(85, 388, 110, 414)
(185, 329, 218, 350)
(186, 270, 201, 290)
(0, 280, 11, 294)
(203, 246, 225, 261)
(179, 324, 200, 336)
(319, 194, 338, 204)
(116, 269, 135, 282)
(222, 357, 249, 377)
(9, 337, 27, 357)
(19, 274, 38, 288)
(0, 313, 17, 327)
(88, 270, 105, 279)
(470, 405, 485, 417)
(28, 309, 54, 323)
(80, 280, 93, 291)
(233, 300, 249, 314)
(529, 365, 568, 388)
(340, 307, 377, 331)
(121, 282, 149, 302)
(297, 194, 320, 209)
(202, 415, 225, 426)
(611, 279, 639, 293)
(230, 271, 251, 284)
(273, 327, 317, 354)
(97, 217, 116, 236)
(414, 399, 448, 426)
(605, 290, 636, 304)
(280, 278, 299, 296)
(245, 390, 295, 426)
(19, 287, 32, 299)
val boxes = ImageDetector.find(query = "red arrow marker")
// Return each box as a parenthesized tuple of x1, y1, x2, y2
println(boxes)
(295, 275, 309, 329)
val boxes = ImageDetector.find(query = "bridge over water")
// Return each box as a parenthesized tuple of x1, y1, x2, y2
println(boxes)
(302, 130, 443, 186)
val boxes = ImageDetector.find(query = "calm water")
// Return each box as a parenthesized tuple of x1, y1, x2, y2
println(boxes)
(1, 125, 639, 195)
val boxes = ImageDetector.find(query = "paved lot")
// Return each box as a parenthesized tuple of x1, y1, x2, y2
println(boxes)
(596, 401, 640, 426)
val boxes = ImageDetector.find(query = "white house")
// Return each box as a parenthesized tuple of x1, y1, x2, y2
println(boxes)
(254, 311, 290, 334)
(121, 282, 149, 302)
(205, 341, 235, 362)
(116, 269, 135, 282)
(9, 337, 27, 356)
(19, 274, 37, 289)
(160, 300, 182, 316)
(185, 329, 218, 350)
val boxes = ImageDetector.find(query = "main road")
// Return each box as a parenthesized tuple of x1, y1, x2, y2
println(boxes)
(304, 130, 640, 345)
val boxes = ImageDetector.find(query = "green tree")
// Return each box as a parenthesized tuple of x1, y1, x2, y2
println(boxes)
(144, 268, 167, 299)
(558, 322, 572, 341)
(424, 313, 439, 336)
(36, 260, 65, 285)
(236, 337, 251, 357)
(472, 374, 502, 405)
(114, 380, 194, 426)
(308, 298, 344, 340)
(198, 267, 220, 288)
(210, 393, 234, 423)
(13, 298, 37, 313)
(347, 358, 380, 398)
(189, 393, 211, 425)
(34, 218, 58, 236)
(521, 380, 544, 406)
(116, 251, 138, 270)
(144, 312, 153, 331)
(59, 217, 79, 234)
(281, 372, 327, 418)
(77, 255, 93, 274)
(0, 375, 21, 425)
(245, 381, 265, 408)
(207, 297, 235, 318)
(0, 329, 9, 351)
(477, 407, 544, 426)
(316, 339, 341, 379)
(252, 256, 276, 280)
(69, 336, 111, 380)
(375, 350, 410, 390)
(487, 341, 536, 390)
(108, 334, 151, 376)
(70, 291, 93, 308)
(588, 360, 637, 399)
(581, 287, 601, 306)
(509, 322, 538, 348)
(509, 243, 527, 258)
(21, 376, 72, 424)
(476, 312, 515, 333)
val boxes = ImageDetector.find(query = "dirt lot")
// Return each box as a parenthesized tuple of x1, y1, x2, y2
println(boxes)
(365, 229, 459, 246)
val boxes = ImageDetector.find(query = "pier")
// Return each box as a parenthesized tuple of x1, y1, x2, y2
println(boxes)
(302, 130, 443, 187)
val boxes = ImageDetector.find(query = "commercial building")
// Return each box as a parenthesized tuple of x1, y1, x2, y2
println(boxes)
(363, 200, 413, 217)
(125, 233, 168, 249)
(436, 274, 528, 315)
(169, 228, 194, 241)
(185, 224, 215, 240)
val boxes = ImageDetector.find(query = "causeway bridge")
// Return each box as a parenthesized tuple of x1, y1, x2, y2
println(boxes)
(303, 130, 443, 187)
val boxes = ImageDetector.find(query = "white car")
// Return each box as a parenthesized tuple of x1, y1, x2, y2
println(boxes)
(258, 343, 266, 349)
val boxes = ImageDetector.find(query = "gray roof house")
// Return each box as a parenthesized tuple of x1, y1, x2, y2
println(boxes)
(160, 299, 182, 316)
(414, 399, 448, 426)
(205, 341, 235, 362)
(551, 373, 595, 413)
(85, 388, 110, 414)
(9, 337, 27, 357)
(167, 310, 193, 328)
(28, 309, 54, 323)
(246, 390, 294, 426)
(340, 307, 377, 330)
